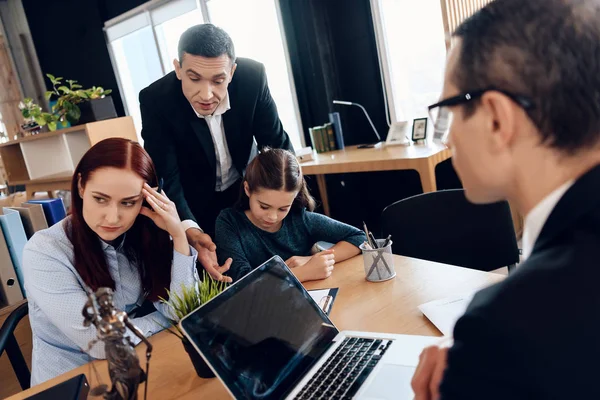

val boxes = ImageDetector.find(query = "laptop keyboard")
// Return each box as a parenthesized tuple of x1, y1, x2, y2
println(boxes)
(294, 337, 393, 400)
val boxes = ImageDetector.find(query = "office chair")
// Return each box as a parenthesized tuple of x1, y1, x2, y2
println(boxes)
(381, 189, 519, 272)
(0, 301, 30, 390)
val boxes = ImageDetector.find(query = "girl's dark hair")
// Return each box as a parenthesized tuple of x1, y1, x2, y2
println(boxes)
(238, 148, 316, 211)
(68, 138, 172, 301)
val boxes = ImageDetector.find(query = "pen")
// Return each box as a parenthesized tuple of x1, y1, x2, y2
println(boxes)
(322, 295, 332, 314)
(363, 221, 375, 248)
(157, 177, 164, 193)
(369, 232, 379, 249)
(382, 234, 392, 248)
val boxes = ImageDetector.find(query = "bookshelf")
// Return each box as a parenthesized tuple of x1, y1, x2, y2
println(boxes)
(0, 117, 138, 199)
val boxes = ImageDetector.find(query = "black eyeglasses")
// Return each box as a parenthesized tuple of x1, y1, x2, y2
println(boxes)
(427, 87, 535, 142)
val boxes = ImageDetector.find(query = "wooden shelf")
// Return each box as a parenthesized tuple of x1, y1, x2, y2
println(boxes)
(0, 117, 137, 188)
(0, 118, 129, 148)
(10, 174, 72, 186)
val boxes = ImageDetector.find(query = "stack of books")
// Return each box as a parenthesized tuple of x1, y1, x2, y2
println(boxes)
(309, 112, 345, 153)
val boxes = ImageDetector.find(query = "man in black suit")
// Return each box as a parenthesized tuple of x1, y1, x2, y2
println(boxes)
(412, 0, 600, 398)
(140, 24, 293, 282)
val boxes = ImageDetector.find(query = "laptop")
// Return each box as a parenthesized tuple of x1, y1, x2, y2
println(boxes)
(180, 256, 438, 400)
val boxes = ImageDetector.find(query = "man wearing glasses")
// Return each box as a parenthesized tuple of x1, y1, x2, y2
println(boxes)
(413, 0, 600, 399)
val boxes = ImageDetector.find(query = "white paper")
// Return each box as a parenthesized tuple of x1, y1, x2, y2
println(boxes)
(308, 289, 330, 306)
(418, 292, 475, 336)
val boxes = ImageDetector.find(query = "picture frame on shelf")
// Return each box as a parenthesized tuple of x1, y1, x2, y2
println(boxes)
(411, 118, 428, 142)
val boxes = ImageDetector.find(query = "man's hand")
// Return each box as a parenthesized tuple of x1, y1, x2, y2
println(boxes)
(411, 338, 453, 400)
(186, 228, 232, 283)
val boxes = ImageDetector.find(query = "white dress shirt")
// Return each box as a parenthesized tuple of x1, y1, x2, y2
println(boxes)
(183, 93, 241, 233)
(521, 180, 574, 260)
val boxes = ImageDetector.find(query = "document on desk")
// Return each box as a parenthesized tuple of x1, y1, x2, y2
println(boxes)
(308, 288, 339, 315)
(418, 292, 475, 336)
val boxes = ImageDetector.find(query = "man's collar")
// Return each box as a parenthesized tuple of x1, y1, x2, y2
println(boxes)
(532, 163, 600, 255)
(522, 180, 573, 260)
(191, 91, 231, 119)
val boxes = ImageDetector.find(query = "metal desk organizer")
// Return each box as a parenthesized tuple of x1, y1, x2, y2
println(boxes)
(359, 239, 396, 282)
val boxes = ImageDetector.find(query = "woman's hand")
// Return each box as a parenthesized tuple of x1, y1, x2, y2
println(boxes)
(140, 183, 185, 240)
(285, 255, 312, 269)
(293, 250, 335, 282)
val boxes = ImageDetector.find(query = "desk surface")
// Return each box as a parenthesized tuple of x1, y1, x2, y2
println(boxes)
(300, 142, 451, 175)
(9, 255, 503, 400)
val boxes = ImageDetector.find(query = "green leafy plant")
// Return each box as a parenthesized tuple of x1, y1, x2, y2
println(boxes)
(159, 271, 229, 340)
(18, 74, 112, 132)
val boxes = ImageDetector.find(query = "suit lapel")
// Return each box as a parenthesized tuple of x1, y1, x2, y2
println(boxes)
(190, 118, 217, 174)
(533, 163, 600, 253)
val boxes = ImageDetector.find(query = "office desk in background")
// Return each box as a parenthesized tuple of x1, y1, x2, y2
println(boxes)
(299, 142, 452, 216)
(8, 254, 503, 400)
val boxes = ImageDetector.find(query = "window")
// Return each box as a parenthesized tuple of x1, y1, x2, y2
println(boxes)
(105, 0, 303, 148)
(371, 0, 447, 123)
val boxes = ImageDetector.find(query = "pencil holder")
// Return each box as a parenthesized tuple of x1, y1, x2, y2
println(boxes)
(359, 239, 395, 282)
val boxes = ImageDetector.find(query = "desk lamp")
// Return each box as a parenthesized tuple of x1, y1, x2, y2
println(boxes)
(333, 100, 383, 148)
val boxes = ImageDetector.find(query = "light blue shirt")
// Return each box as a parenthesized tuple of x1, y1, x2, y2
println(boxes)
(22, 217, 199, 385)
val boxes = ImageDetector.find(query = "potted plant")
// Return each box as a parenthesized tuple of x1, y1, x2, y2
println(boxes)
(18, 74, 116, 132)
(159, 271, 229, 378)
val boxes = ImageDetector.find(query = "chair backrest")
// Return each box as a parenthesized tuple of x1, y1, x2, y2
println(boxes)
(381, 189, 519, 271)
(0, 301, 30, 390)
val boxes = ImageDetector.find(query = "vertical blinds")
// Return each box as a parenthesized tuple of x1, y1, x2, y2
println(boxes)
(440, 0, 494, 49)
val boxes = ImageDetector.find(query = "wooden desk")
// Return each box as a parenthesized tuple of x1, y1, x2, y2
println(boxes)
(8, 255, 502, 400)
(300, 142, 451, 216)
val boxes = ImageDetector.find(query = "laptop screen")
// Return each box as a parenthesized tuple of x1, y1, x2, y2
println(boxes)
(180, 256, 339, 400)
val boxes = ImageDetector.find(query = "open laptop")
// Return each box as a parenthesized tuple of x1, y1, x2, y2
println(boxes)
(180, 256, 438, 400)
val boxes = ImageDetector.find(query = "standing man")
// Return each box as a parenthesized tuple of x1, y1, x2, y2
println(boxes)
(412, 0, 600, 398)
(140, 24, 293, 282)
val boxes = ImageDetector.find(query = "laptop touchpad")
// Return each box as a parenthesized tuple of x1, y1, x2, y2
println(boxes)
(357, 364, 416, 400)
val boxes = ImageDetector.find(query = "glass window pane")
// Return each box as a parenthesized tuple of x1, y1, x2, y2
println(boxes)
(207, 0, 304, 150)
(154, 7, 205, 70)
(110, 26, 164, 141)
(377, 0, 446, 122)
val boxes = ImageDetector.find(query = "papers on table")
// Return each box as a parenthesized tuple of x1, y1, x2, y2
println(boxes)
(418, 292, 475, 336)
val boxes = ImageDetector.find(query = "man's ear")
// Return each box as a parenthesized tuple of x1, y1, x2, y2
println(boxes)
(229, 62, 237, 82)
(173, 58, 182, 80)
(77, 174, 84, 198)
(244, 181, 251, 198)
(481, 91, 518, 151)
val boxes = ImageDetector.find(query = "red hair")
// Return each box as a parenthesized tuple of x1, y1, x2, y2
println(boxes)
(67, 138, 172, 301)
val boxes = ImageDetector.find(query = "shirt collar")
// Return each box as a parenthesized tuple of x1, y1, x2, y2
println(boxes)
(100, 233, 126, 252)
(190, 92, 231, 119)
(521, 180, 574, 260)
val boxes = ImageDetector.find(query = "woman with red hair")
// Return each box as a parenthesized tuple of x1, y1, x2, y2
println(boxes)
(22, 138, 199, 385)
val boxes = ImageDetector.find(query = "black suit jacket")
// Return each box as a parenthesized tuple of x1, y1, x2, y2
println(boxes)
(440, 165, 600, 399)
(139, 58, 293, 232)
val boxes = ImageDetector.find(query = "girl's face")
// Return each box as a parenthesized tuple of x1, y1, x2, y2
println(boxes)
(79, 167, 145, 242)
(244, 182, 297, 233)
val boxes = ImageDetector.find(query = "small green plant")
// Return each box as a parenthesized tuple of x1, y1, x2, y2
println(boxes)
(18, 74, 112, 131)
(159, 271, 229, 340)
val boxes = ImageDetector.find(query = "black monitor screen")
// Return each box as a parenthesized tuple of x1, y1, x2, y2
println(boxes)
(180, 256, 339, 400)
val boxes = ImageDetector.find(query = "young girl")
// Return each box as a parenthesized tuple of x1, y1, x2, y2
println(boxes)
(22, 138, 199, 385)
(215, 148, 366, 282)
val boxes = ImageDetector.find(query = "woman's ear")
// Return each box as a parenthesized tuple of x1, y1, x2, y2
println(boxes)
(77, 174, 84, 198)
(244, 181, 251, 198)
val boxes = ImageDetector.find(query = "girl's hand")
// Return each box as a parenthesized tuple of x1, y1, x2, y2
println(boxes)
(140, 183, 185, 240)
(294, 250, 335, 282)
(285, 255, 312, 269)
